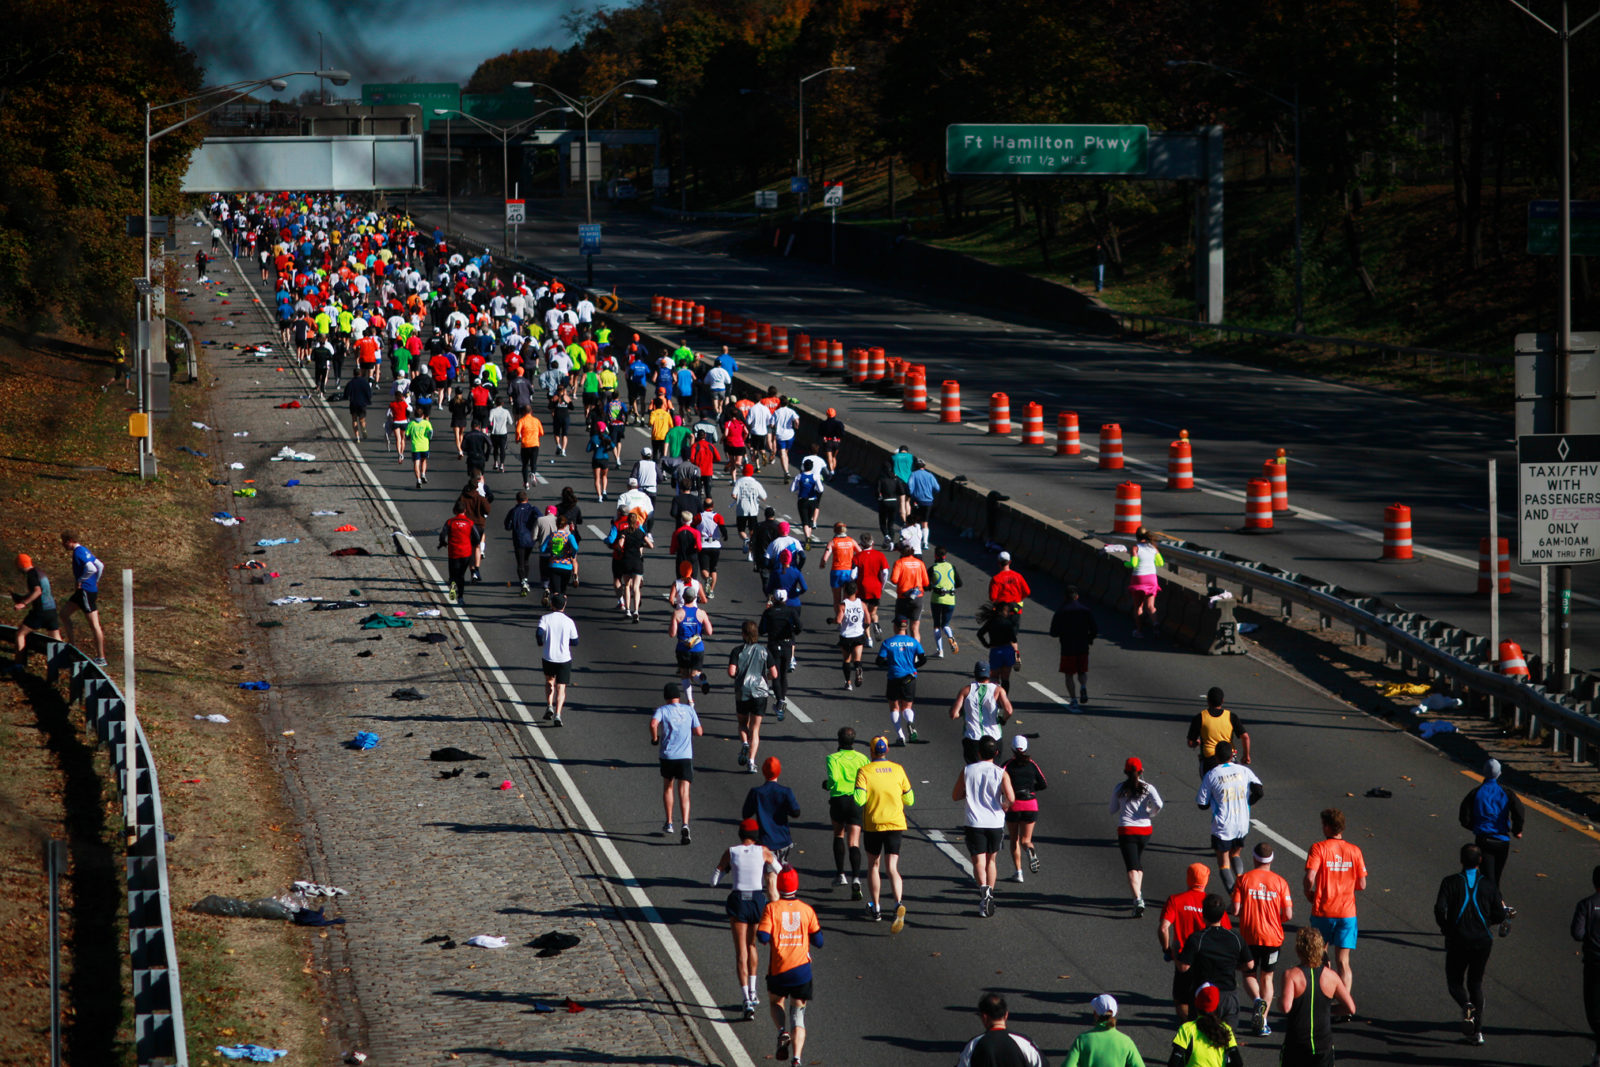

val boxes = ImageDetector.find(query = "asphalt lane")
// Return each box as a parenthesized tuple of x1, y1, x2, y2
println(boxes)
(421, 195, 1600, 672)
(221, 242, 1596, 1065)
(319, 406, 1594, 1062)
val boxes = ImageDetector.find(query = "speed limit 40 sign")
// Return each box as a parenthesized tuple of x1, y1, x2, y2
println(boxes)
(822, 184, 844, 207)
(505, 199, 526, 225)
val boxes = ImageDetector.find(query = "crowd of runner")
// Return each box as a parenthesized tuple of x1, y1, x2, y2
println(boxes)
(51, 188, 1577, 1067)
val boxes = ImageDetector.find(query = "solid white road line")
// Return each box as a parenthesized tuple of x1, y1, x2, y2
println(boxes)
(1251, 819, 1308, 860)
(777, 697, 814, 724)
(586, 524, 607, 539)
(232, 250, 758, 1067)
(924, 828, 976, 879)
(1027, 680, 1071, 705)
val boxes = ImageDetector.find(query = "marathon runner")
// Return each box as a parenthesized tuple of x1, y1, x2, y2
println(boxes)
(853, 736, 915, 933)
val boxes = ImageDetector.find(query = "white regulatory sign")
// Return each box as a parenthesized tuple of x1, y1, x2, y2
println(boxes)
(505, 199, 526, 225)
(1517, 433, 1600, 565)
(822, 184, 843, 207)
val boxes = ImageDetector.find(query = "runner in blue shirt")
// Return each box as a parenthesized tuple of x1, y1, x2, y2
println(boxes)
(876, 618, 927, 746)
(650, 682, 703, 844)
(59, 532, 107, 666)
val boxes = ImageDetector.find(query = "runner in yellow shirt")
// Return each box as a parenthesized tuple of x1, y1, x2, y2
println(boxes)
(853, 736, 916, 933)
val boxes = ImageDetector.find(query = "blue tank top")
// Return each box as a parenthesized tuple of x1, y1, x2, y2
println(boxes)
(677, 610, 704, 652)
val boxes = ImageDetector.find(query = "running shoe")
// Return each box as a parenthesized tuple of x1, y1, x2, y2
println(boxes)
(662, 822, 674, 835)
(775, 701, 786, 722)
(1252, 998, 1269, 1035)
(980, 888, 993, 918)
(553, 713, 563, 727)
(445, 585, 457, 603)
(1069, 700, 1083, 714)
(544, 704, 555, 722)
(1011, 870, 1025, 883)
(741, 1001, 755, 1022)
(1258, 1021, 1273, 1037)
(1461, 1006, 1477, 1037)
(1133, 898, 1146, 917)
(845, 680, 853, 691)
(890, 903, 907, 934)
(908, 728, 920, 743)
(747, 760, 758, 774)
(520, 580, 530, 597)
(1027, 847, 1040, 874)
(90, 657, 108, 667)
(949, 636, 960, 653)
(1500, 905, 1515, 938)
(681, 825, 692, 845)
(1466, 1032, 1483, 1046)
(1079, 687, 1089, 704)
(835, 873, 849, 887)
(775, 1030, 792, 1062)
(737, 743, 749, 767)
(865, 901, 880, 922)
(851, 880, 863, 901)
(936, 647, 945, 659)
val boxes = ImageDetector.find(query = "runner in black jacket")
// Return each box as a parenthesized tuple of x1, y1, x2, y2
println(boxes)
(1434, 843, 1507, 1045)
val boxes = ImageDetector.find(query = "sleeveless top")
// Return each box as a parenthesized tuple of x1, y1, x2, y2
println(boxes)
(961, 682, 1003, 740)
(677, 609, 705, 652)
(728, 843, 769, 893)
(1284, 965, 1333, 1054)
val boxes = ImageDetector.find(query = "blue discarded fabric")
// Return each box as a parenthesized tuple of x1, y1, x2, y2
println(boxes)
(215, 1045, 287, 1062)
(293, 907, 346, 926)
(178, 446, 208, 457)
(1418, 720, 1457, 739)
(238, 681, 271, 691)
(285, 479, 300, 487)
(255, 538, 301, 547)
(349, 731, 380, 750)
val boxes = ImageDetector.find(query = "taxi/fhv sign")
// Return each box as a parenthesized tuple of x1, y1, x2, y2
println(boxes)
(1518, 433, 1600, 565)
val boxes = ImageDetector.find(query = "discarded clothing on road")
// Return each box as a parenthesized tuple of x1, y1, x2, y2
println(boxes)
(465, 934, 509, 948)
(429, 747, 485, 762)
(348, 731, 380, 750)
(255, 537, 300, 547)
(530, 931, 581, 957)
(311, 600, 368, 612)
(215, 1043, 288, 1062)
(238, 681, 271, 691)
(293, 907, 345, 927)
(292, 881, 348, 898)
(359, 612, 411, 629)
(390, 687, 427, 701)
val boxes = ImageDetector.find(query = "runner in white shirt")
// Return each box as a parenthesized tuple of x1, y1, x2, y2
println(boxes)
(899, 521, 926, 558)
(1194, 740, 1264, 892)
(836, 587, 868, 690)
(772, 403, 800, 477)
(745, 403, 773, 469)
(535, 595, 580, 726)
(696, 502, 727, 600)
(952, 736, 1016, 917)
(949, 662, 1013, 765)
(730, 466, 768, 557)
(575, 295, 595, 323)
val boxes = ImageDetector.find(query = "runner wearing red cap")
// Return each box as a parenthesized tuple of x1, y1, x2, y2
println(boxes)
(1170, 984, 1242, 1066)
(713, 818, 779, 1019)
(758, 866, 822, 1067)
(1111, 756, 1165, 916)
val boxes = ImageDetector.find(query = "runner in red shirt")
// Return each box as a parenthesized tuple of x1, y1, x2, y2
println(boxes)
(988, 554, 1032, 611)
(853, 533, 890, 644)
(1159, 861, 1231, 1020)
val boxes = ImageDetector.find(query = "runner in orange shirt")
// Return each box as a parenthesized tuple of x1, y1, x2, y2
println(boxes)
(757, 867, 822, 1067)
(1231, 842, 1294, 1036)
(888, 543, 930, 643)
(354, 333, 381, 381)
(821, 522, 858, 610)
(515, 405, 545, 490)
(1304, 807, 1368, 996)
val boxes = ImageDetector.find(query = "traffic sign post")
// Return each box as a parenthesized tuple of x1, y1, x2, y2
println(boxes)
(1518, 433, 1600, 566)
(946, 124, 1150, 176)
(822, 183, 843, 207)
(578, 222, 601, 285)
(822, 183, 844, 265)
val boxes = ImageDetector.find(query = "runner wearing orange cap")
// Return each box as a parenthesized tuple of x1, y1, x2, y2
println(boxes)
(1160, 862, 1232, 1020)
(10, 552, 62, 674)
(818, 406, 845, 474)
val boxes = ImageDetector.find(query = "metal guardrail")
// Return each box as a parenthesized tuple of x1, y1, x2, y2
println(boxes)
(4, 626, 188, 1067)
(1151, 541, 1600, 761)
(1110, 310, 1511, 375)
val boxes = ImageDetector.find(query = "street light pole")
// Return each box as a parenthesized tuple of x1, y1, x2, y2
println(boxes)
(434, 106, 572, 257)
(1167, 59, 1303, 332)
(1504, 0, 1600, 692)
(797, 66, 856, 214)
(445, 117, 452, 236)
(624, 94, 687, 212)
(140, 68, 349, 480)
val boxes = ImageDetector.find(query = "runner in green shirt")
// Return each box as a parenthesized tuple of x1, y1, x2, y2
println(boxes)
(663, 421, 694, 459)
(405, 411, 434, 488)
(673, 341, 696, 368)
(1062, 994, 1146, 1067)
(822, 727, 871, 898)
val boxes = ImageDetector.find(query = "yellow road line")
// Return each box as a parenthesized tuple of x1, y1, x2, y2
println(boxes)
(1460, 769, 1600, 842)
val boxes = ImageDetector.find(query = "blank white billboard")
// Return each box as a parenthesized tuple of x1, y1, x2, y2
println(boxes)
(182, 136, 423, 192)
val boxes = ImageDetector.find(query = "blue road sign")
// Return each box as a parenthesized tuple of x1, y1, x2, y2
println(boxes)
(578, 223, 602, 256)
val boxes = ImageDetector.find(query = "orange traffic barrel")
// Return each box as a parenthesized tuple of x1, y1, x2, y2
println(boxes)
(665, 298, 678, 326)
(891, 357, 907, 387)
(707, 308, 722, 337)
(718, 313, 733, 343)
(1167, 432, 1195, 491)
(828, 340, 846, 374)
(989, 392, 1012, 434)
(940, 380, 962, 423)
(1381, 504, 1414, 561)
(676, 299, 689, 327)
(903, 365, 928, 411)
(758, 322, 772, 353)
(850, 347, 870, 383)
(795, 333, 811, 364)
(1243, 478, 1275, 532)
(1114, 482, 1143, 535)
(1497, 640, 1530, 678)
(868, 347, 887, 382)
(1056, 411, 1080, 456)
(1098, 423, 1124, 469)
(1478, 537, 1512, 595)
(1265, 452, 1290, 513)
(693, 303, 705, 329)
(744, 319, 758, 347)
(652, 294, 664, 319)
(774, 327, 789, 359)
(1021, 402, 1045, 445)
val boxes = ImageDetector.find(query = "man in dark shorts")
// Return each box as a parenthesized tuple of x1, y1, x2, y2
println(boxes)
(10, 553, 62, 674)
(728, 620, 777, 773)
(59, 532, 107, 666)
(759, 589, 802, 718)
(1177, 894, 1252, 1029)
(1048, 586, 1098, 711)
(852, 735, 915, 932)
(758, 866, 822, 1067)
(823, 727, 869, 896)
(876, 617, 926, 746)
(345, 372, 373, 440)
(535, 593, 579, 725)
(650, 682, 703, 844)
(817, 407, 845, 474)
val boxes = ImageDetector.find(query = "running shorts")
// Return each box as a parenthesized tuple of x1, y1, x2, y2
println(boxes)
(828, 795, 863, 826)
(541, 660, 573, 685)
(862, 829, 903, 856)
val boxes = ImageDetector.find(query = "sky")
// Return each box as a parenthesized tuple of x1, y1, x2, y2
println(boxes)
(172, 0, 610, 92)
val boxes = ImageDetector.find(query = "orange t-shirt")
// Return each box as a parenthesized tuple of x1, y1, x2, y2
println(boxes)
(516, 414, 544, 447)
(1232, 867, 1291, 947)
(827, 536, 858, 571)
(1306, 838, 1367, 918)
(355, 336, 379, 364)
(758, 898, 820, 975)
(889, 556, 929, 597)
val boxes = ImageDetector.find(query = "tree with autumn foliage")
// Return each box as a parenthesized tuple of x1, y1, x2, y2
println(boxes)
(0, 0, 203, 336)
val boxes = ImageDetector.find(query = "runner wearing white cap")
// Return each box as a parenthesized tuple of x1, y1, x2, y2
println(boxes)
(1059, 994, 1145, 1067)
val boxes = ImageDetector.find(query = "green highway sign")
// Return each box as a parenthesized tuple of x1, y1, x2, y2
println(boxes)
(1528, 200, 1600, 256)
(363, 82, 460, 130)
(946, 124, 1149, 177)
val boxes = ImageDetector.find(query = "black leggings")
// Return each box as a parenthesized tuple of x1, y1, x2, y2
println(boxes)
(521, 445, 540, 483)
(1475, 835, 1510, 885)
(514, 545, 534, 582)
(1586, 961, 1600, 1052)
(768, 642, 793, 703)
(1445, 939, 1492, 1031)
(491, 433, 507, 465)
(1117, 833, 1149, 872)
